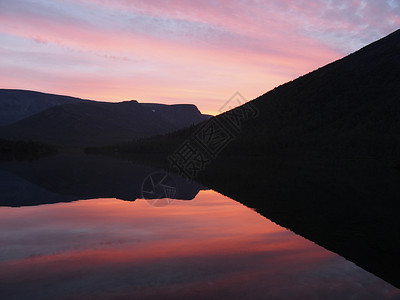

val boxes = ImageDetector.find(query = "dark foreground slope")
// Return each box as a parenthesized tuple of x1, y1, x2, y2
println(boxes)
(102, 29, 400, 288)
(222, 29, 400, 158)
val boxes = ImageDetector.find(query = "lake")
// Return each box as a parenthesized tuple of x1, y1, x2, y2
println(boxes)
(0, 155, 399, 299)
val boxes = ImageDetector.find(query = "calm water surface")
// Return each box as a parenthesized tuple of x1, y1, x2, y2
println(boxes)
(0, 189, 399, 299)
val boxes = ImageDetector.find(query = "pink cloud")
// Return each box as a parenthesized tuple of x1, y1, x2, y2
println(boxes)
(0, 0, 398, 114)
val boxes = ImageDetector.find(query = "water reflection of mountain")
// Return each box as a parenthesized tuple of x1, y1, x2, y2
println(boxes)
(0, 154, 205, 207)
(197, 157, 400, 289)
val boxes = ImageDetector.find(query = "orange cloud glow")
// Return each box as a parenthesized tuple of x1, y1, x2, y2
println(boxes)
(0, 0, 399, 114)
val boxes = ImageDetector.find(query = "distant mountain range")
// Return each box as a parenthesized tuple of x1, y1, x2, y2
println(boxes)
(0, 89, 87, 126)
(0, 89, 210, 147)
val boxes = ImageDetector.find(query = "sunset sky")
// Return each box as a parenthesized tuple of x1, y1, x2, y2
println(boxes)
(1, 0, 399, 115)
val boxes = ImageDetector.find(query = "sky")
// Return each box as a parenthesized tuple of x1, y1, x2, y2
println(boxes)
(0, 0, 399, 115)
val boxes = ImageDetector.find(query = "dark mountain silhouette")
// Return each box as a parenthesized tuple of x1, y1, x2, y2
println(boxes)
(110, 29, 400, 160)
(94, 29, 400, 288)
(0, 154, 205, 207)
(222, 29, 400, 158)
(0, 92, 210, 147)
(0, 89, 87, 126)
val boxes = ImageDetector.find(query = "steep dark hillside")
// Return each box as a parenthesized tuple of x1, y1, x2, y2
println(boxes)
(224, 28, 400, 158)
(0, 89, 87, 126)
(0, 100, 209, 147)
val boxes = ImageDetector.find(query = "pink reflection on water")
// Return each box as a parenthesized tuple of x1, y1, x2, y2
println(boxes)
(0, 190, 398, 299)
